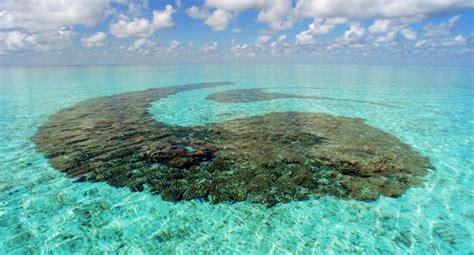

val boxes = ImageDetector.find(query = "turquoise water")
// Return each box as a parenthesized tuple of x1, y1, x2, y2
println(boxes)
(0, 65, 473, 253)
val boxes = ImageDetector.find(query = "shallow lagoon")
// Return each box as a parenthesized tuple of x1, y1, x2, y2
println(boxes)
(0, 64, 473, 253)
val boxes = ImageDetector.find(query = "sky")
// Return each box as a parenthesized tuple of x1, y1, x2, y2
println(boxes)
(0, 0, 473, 67)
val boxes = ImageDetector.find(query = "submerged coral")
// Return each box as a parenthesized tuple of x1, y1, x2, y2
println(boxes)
(206, 88, 397, 108)
(33, 82, 433, 207)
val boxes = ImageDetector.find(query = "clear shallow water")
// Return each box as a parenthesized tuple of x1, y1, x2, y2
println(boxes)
(0, 64, 473, 253)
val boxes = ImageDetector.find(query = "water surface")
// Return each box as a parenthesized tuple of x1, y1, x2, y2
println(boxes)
(0, 65, 473, 253)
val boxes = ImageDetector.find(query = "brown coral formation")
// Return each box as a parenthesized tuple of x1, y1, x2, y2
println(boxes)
(33, 82, 433, 207)
(206, 88, 397, 108)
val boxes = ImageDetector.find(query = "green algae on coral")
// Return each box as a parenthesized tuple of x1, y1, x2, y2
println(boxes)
(33, 82, 433, 207)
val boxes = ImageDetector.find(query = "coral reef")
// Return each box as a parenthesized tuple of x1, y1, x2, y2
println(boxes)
(206, 88, 397, 108)
(33, 83, 432, 206)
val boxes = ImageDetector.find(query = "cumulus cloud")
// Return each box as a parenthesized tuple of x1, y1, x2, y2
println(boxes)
(296, 17, 347, 45)
(0, 0, 472, 64)
(204, 9, 232, 31)
(295, 0, 474, 19)
(369, 19, 392, 33)
(167, 40, 180, 52)
(374, 31, 397, 43)
(201, 41, 219, 53)
(401, 28, 417, 40)
(415, 34, 466, 49)
(127, 38, 157, 54)
(256, 35, 272, 45)
(125, 0, 150, 17)
(0, 0, 110, 55)
(201, 0, 294, 31)
(441, 35, 466, 46)
(270, 34, 292, 55)
(295, 31, 315, 45)
(232, 33, 295, 58)
(152, 4, 175, 29)
(343, 23, 366, 43)
(453, 35, 466, 45)
(0, 31, 32, 52)
(0, 0, 111, 31)
(186, 6, 210, 19)
(367, 17, 421, 44)
(204, 0, 262, 11)
(257, 0, 294, 30)
(0, 28, 73, 54)
(276, 34, 288, 43)
(414, 40, 429, 48)
(110, 15, 155, 38)
(110, 4, 174, 38)
(80, 32, 107, 48)
(231, 41, 259, 57)
(323, 23, 367, 52)
(422, 15, 461, 37)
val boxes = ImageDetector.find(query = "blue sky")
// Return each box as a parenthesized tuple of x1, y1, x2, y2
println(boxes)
(0, 0, 473, 67)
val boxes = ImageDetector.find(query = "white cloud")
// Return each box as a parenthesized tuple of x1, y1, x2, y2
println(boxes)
(110, 15, 155, 38)
(453, 35, 466, 45)
(231, 41, 258, 57)
(0, 31, 29, 51)
(369, 19, 392, 33)
(256, 35, 272, 45)
(368, 17, 420, 44)
(295, 0, 474, 19)
(0, 0, 472, 63)
(401, 28, 417, 40)
(324, 23, 366, 52)
(0, 0, 111, 31)
(232, 33, 295, 57)
(0, 28, 73, 54)
(152, 4, 175, 29)
(125, 0, 150, 17)
(343, 23, 365, 43)
(199, 1, 260, 32)
(0, 0, 110, 55)
(205, 9, 232, 31)
(277, 34, 288, 43)
(205, 0, 262, 11)
(80, 32, 107, 48)
(414, 34, 466, 49)
(167, 40, 180, 52)
(257, 0, 294, 30)
(441, 35, 466, 46)
(270, 34, 291, 55)
(201, 41, 219, 53)
(110, 5, 174, 38)
(422, 15, 461, 37)
(296, 31, 316, 45)
(414, 40, 429, 48)
(375, 31, 397, 43)
(129, 38, 149, 50)
(296, 17, 347, 45)
(186, 6, 210, 19)
(203, 0, 295, 31)
(127, 38, 157, 54)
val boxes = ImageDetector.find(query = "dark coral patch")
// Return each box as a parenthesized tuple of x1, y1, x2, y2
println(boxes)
(33, 83, 432, 207)
(206, 88, 397, 108)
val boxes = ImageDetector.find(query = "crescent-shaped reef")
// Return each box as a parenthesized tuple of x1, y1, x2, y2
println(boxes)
(33, 82, 433, 207)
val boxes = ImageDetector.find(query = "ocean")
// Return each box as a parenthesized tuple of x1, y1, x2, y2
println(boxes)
(0, 64, 472, 253)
